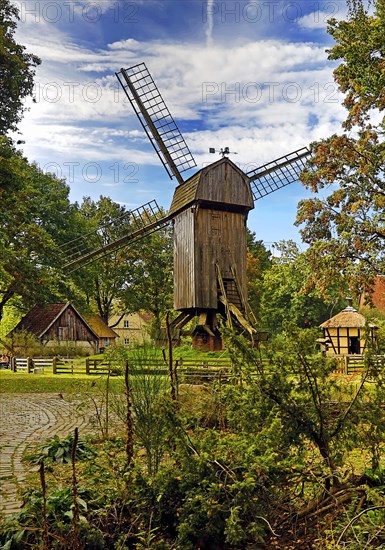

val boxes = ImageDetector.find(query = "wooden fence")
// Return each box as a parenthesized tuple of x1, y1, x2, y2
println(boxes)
(13, 355, 383, 379)
(10, 356, 232, 378)
(12, 357, 83, 374)
(13, 357, 55, 374)
(85, 357, 232, 379)
(336, 355, 385, 375)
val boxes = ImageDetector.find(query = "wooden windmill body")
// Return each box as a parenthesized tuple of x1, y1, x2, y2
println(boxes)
(169, 158, 254, 348)
(63, 62, 310, 349)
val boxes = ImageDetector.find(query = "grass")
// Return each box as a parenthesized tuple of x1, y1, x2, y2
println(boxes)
(0, 344, 231, 394)
(0, 370, 118, 394)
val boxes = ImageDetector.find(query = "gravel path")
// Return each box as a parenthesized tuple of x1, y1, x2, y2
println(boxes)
(0, 393, 95, 516)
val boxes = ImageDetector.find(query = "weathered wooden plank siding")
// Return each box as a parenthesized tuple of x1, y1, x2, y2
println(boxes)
(174, 207, 248, 310)
(173, 209, 196, 310)
(45, 307, 95, 342)
(195, 209, 247, 308)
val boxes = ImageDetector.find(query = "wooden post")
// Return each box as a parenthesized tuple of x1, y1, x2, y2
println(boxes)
(52, 356, 57, 375)
(85, 358, 90, 375)
(28, 357, 33, 374)
(344, 356, 349, 375)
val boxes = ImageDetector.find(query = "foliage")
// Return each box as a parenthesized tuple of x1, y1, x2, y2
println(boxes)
(0, 0, 40, 134)
(72, 197, 137, 323)
(105, 345, 170, 476)
(0, 305, 20, 341)
(73, 197, 173, 332)
(296, 0, 385, 299)
(117, 223, 173, 338)
(0, 137, 81, 321)
(259, 241, 346, 333)
(246, 230, 272, 320)
(27, 434, 96, 465)
(1, 329, 384, 548)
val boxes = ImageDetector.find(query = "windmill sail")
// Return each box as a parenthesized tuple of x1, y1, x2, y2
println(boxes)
(247, 147, 310, 201)
(117, 63, 196, 185)
(62, 200, 171, 272)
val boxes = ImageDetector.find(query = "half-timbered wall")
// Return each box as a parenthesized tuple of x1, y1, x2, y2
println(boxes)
(173, 207, 247, 310)
(323, 327, 365, 356)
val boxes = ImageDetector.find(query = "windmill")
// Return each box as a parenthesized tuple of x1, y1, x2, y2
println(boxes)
(62, 62, 310, 350)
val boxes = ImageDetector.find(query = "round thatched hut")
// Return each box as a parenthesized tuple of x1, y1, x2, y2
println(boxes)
(318, 298, 378, 356)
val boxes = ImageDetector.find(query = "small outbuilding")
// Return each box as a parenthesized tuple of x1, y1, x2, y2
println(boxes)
(84, 315, 119, 353)
(318, 298, 378, 356)
(10, 302, 113, 354)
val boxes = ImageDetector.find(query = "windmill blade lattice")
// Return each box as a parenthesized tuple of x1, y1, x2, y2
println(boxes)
(62, 200, 170, 272)
(247, 147, 310, 201)
(116, 63, 196, 185)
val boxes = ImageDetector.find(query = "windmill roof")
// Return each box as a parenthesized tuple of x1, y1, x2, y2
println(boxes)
(85, 315, 119, 338)
(320, 306, 377, 329)
(170, 171, 201, 214)
(169, 157, 253, 215)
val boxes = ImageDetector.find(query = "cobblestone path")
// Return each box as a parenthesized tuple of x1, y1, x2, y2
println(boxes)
(0, 394, 95, 517)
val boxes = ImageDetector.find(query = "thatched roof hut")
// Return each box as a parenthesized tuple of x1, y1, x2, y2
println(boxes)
(318, 299, 378, 356)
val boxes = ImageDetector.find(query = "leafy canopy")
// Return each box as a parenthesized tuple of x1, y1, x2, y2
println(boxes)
(296, 0, 385, 298)
(0, 137, 79, 320)
(0, 0, 40, 134)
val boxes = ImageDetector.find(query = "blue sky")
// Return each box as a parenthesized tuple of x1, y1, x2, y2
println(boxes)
(13, 0, 348, 249)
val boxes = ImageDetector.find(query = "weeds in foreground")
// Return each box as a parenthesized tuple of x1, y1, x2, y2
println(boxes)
(1, 334, 385, 548)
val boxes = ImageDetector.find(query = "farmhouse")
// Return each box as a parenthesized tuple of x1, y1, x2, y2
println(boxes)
(108, 312, 152, 346)
(10, 302, 114, 354)
(318, 299, 378, 356)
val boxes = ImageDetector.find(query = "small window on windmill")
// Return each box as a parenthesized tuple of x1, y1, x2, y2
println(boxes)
(211, 214, 221, 235)
(124, 320, 129, 328)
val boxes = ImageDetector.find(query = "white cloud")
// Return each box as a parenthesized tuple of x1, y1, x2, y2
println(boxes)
(297, 5, 348, 30)
(12, 6, 346, 243)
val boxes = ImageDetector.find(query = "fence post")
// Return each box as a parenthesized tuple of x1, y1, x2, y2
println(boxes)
(27, 357, 33, 374)
(85, 358, 90, 375)
(53, 356, 57, 374)
(344, 356, 349, 375)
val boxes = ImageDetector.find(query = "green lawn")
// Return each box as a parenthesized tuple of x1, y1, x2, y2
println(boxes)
(0, 370, 114, 393)
(0, 345, 232, 393)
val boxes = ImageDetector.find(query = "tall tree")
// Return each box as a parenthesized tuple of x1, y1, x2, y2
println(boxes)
(0, 137, 78, 320)
(75, 197, 173, 332)
(0, 0, 40, 134)
(296, 0, 385, 299)
(246, 230, 271, 319)
(259, 241, 345, 333)
(74, 197, 135, 323)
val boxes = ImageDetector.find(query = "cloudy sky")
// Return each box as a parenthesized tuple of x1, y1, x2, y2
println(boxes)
(13, 0, 347, 247)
